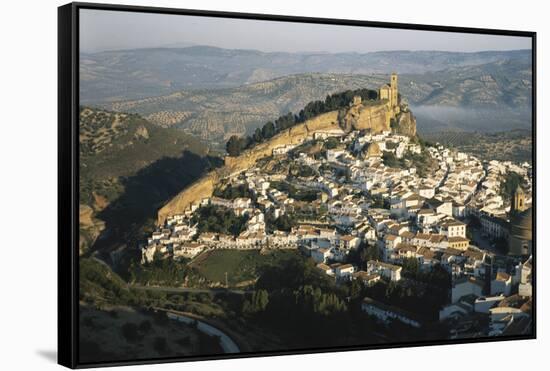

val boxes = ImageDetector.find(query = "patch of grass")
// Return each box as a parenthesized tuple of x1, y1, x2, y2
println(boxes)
(190, 249, 299, 286)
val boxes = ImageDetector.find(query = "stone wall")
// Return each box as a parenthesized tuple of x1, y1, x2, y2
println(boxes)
(225, 111, 340, 170)
(157, 111, 341, 224)
(157, 171, 219, 225)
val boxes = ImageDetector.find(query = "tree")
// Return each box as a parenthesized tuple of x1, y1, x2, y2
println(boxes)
(382, 152, 402, 168)
(274, 213, 296, 232)
(121, 323, 140, 343)
(226, 135, 243, 157)
(253, 127, 263, 143)
(275, 112, 296, 131)
(191, 205, 249, 237)
(261, 121, 275, 139)
(324, 137, 340, 149)
(225, 87, 379, 155)
(138, 320, 152, 333)
(153, 336, 168, 354)
(349, 279, 363, 300)
(402, 257, 420, 278)
(243, 289, 269, 314)
(360, 244, 379, 268)
(253, 289, 269, 312)
(500, 171, 525, 200)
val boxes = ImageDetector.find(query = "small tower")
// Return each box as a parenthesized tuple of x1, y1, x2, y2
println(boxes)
(511, 185, 526, 214)
(390, 73, 398, 108)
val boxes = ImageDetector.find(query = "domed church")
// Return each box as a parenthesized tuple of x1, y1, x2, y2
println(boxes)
(508, 186, 533, 256)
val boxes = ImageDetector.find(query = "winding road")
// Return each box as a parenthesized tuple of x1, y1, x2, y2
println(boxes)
(156, 308, 241, 353)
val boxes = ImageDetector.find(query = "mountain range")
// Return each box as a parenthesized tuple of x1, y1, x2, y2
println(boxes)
(81, 47, 532, 146)
(80, 47, 531, 102)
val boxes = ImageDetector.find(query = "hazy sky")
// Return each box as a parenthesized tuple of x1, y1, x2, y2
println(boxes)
(80, 9, 532, 53)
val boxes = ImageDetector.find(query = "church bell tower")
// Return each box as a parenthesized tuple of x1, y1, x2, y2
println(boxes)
(390, 73, 398, 108)
(511, 185, 526, 214)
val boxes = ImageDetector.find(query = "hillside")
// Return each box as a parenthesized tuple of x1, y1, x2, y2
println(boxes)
(79, 108, 221, 260)
(421, 129, 532, 163)
(157, 94, 409, 224)
(80, 108, 212, 177)
(80, 47, 531, 103)
(100, 74, 387, 146)
(408, 59, 532, 107)
(98, 60, 531, 146)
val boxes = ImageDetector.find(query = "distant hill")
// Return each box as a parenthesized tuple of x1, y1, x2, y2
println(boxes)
(421, 129, 532, 163)
(79, 107, 221, 260)
(80, 46, 531, 103)
(100, 74, 388, 146)
(407, 59, 532, 107)
(95, 58, 532, 146)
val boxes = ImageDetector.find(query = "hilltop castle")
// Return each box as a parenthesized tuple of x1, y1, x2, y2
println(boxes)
(347, 73, 404, 132)
(350, 73, 401, 128)
(379, 73, 401, 119)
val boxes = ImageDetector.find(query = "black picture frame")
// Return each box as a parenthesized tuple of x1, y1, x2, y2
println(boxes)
(58, 2, 537, 368)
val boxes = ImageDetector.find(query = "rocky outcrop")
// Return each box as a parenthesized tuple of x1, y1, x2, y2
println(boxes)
(393, 111, 417, 137)
(79, 204, 106, 255)
(363, 142, 382, 158)
(340, 101, 391, 133)
(134, 125, 150, 139)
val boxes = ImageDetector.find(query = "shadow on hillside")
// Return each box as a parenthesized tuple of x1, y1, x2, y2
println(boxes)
(89, 150, 222, 276)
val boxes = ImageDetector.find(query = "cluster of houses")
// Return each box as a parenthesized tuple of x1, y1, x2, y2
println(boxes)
(440, 255, 533, 337)
(468, 159, 533, 241)
(141, 127, 532, 337)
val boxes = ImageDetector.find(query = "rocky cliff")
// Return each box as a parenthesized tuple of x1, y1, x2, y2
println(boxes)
(340, 101, 391, 133)
(157, 100, 415, 224)
(393, 111, 417, 137)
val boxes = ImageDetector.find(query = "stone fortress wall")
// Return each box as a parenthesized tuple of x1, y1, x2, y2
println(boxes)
(158, 110, 340, 224)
